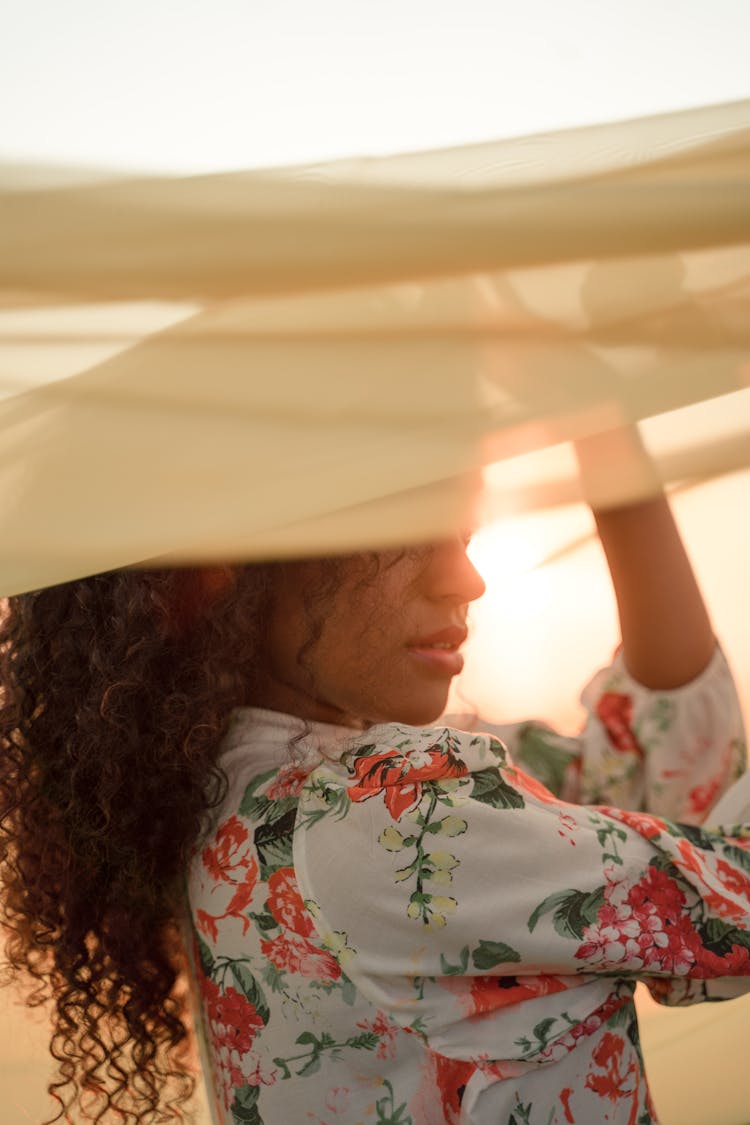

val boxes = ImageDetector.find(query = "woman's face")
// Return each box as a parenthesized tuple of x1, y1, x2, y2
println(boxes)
(254, 538, 486, 728)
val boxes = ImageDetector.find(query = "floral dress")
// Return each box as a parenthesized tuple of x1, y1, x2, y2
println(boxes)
(186, 647, 750, 1124)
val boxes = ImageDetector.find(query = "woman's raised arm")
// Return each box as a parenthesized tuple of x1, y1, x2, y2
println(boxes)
(575, 425, 715, 689)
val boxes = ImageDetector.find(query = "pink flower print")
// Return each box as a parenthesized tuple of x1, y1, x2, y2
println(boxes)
(265, 765, 309, 799)
(537, 994, 629, 1063)
(324, 1086, 351, 1114)
(260, 932, 341, 982)
(576, 866, 703, 976)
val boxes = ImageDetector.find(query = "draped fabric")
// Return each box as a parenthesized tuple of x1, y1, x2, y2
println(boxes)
(0, 98, 748, 596)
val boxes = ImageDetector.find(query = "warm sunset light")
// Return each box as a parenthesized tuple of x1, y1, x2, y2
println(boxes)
(455, 469, 750, 737)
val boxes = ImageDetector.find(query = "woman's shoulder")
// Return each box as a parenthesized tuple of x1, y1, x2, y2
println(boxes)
(339, 720, 508, 781)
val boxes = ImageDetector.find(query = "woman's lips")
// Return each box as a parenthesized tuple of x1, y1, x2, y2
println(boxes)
(406, 625, 467, 676)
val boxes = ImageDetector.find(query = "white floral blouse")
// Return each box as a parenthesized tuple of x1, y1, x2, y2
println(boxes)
(186, 647, 750, 1124)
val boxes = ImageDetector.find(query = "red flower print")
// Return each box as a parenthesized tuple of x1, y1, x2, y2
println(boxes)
(504, 766, 557, 805)
(687, 739, 736, 822)
(469, 973, 568, 1016)
(697, 942, 750, 977)
(199, 815, 259, 937)
(196, 909, 219, 944)
(260, 932, 341, 981)
(675, 840, 749, 923)
(560, 1087, 575, 1124)
(202, 816, 255, 883)
(201, 976, 266, 1108)
(687, 777, 722, 820)
(265, 765, 309, 799)
(576, 866, 704, 975)
(715, 857, 750, 899)
(432, 1052, 476, 1124)
(538, 993, 629, 1063)
(266, 867, 315, 937)
(596, 693, 644, 756)
(221, 865, 260, 930)
(584, 1032, 637, 1104)
(348, 743, 467, 821)
(603, 807, 666, 839)
(627, 865, 685, 920)
(202, 976, 264, 1056)
(356, 1011, 400, 1059)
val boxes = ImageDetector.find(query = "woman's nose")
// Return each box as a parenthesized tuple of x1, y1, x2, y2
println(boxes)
(429, 538, 486, 604)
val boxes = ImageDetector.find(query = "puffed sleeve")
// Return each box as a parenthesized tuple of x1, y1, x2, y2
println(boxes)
(294, 725, 750, 1040)
(446, 645, 746, 822)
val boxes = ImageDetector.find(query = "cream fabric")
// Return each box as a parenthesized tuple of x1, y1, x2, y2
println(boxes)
(0, 98, 749, 596)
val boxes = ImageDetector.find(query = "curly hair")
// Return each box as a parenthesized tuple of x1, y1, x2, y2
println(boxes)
(0, 563, 282, 1122)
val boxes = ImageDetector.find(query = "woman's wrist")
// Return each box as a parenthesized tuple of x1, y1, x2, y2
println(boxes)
(574, 424, 662, 511)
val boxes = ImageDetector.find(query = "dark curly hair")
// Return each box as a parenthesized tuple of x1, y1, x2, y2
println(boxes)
(0, 562, 285, 1122)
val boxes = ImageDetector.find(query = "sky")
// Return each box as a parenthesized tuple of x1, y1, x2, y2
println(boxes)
(2, 0, 749, 173)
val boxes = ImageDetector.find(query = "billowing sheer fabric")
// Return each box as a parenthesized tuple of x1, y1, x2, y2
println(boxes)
(1, 98, 749, 595)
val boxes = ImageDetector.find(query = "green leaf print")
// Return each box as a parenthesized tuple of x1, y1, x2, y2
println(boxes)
(508, 1101, 532, 1125)
(700, 915, 750, 956)
(440, 945, 470, 975)
(672, 821, 717, 852)
(724, 843, 750, 874)
(238, 768, 278, 819)
(340, 977, 357, 1006)
(528, 887, 605, 940)
(230, 1083, 261, 1125)
(471, 938, 522, 969)
(650, 696, 676, 734)
(247, 910, 278, 932)
(375, 1078, 414, 1124)
(253, 807, 296, 879)
(273, 1028, 379, 1080)
(470, 768, 525, 810)
(297, 774, 351, 825)
(514, 725, 577, 798)
(261, 960, 287, 993)
(589, 814, 628, 865)
(230, 962, 270, 1024)
(531, 1016, 557, 1043)
(514, 1010, 579, 1059)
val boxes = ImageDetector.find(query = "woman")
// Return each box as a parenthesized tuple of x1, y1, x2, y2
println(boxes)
(1, 486, 748, 1124)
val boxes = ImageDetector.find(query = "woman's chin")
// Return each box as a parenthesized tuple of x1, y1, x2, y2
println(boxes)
(374, 694, 449, 728)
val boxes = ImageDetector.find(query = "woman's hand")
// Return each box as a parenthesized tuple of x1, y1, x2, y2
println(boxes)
(574, 425, 715, 689)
